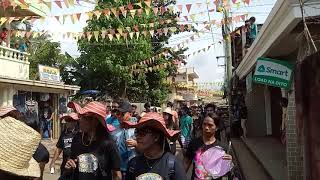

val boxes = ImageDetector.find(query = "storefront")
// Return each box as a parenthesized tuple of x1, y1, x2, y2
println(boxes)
(0, 77, 80, 139)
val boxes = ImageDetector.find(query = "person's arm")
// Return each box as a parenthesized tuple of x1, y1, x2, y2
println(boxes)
(108, 142, 121, 180)
(112, 170, 122, 180)
(49, 148, 62, 170)
(183, 157, 192, 172)
(183, 139, 194, 172)
(174, 158, 188, 180)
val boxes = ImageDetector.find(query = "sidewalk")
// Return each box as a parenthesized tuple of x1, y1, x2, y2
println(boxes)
(242, 137, 288, 180)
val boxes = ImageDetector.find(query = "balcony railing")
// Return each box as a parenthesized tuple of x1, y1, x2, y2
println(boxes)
(0, 45, 30, 80)
(0, 45, 29, 62)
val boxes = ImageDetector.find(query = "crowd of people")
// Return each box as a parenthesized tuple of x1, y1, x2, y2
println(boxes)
(0, 27, 29, 53)
(0, 98, 235, 180)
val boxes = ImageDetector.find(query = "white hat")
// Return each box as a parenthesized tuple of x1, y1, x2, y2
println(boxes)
(0, 117, 41, 178)
(163, 107, 173, 116)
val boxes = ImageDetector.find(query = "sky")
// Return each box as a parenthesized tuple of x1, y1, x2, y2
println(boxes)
(33, 0, 276, 89)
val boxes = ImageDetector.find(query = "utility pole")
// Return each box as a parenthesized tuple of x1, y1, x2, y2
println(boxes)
(221, 1, 233, 141)
(223, 7, 233, 85)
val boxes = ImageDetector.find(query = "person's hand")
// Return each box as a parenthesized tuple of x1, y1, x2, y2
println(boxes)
(222, 154, 232, 160)
(126, 139, 137, 147)
(49, 162, 55, 171)
(65, 159, 77, 170)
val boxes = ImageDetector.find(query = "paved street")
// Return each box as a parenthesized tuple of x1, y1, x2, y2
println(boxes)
(42, 139, 191, 180)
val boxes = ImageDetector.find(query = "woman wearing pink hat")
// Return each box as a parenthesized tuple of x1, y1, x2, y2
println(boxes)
(163, 107, 179, 155)
(49, 113, 79, 176)
(64, 101, 121, 180)
(123, 112, 186, 180)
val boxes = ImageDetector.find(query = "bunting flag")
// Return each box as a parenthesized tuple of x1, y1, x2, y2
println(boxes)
(132, 61, 174, 74)
(185, 44, 214, 58)
(10, 24, 188, 42)
(186, 4, 192, 13)
(4, 0, 251, 17)
(55, 1, 63, 8)
(130, 50, 175, 70)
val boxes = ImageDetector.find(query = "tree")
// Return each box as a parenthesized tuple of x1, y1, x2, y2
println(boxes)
(10, 21, 73, 81)
(28, 35, 73, 80)
(67, 0, 192, 105)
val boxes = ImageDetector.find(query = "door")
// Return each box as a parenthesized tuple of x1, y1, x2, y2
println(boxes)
(270, 87, 282, 138)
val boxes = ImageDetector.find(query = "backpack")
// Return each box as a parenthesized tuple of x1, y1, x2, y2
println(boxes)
(128, 153, 176, 179)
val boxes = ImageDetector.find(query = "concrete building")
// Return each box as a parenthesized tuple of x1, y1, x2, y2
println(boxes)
(0, 4, 80, 139)
(168, 67, 199, 107)
(231, 0, 320, 179)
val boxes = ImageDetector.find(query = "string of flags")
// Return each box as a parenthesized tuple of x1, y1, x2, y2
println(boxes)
(1, 0, 252, 22)
(185, 44, 214, 58)
(3, 0, 252, 13)
(132, 61, 178, 75)
(10, 24, 194, 42)
(9, 14, 248, 42)
(129, 50, 173, 70)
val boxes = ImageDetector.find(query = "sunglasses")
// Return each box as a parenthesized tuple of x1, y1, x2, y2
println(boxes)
(134, 128, 153, 137)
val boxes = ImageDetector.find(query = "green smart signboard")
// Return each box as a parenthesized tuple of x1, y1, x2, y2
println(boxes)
(253, 57, 294, 89)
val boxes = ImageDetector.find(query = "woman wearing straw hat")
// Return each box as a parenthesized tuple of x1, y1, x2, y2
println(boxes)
(0, 106, 21, 119)
(184, 113, 232, 180)
(162, 107, 179, 155)
(0, 116, 41, 180)
(49, 113, 79, 176)
(123, 112, 187, 180)
(64, 101, 121, 180)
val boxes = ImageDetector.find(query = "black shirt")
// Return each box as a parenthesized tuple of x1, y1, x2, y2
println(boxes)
(186, 137, 227, 180)
(33, 143, 50, 164)
(70, 132, 120, 180)
(126, 152, 186, 180)
(56, 130, 77, 169)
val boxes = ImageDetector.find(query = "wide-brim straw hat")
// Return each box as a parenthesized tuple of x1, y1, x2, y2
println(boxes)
(122, 112, 180, 139)
(163, 107, 173, 116)
(68, 101, 115, 132)
(0, 117, 41, 178)
(60, 112, 79, 121)
(0, 106, 20, 118)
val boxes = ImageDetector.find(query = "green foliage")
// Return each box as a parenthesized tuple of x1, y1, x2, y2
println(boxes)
(9, 20, 73, 81)
(27, 35, 73, 80)
(66, 0, 191, 105)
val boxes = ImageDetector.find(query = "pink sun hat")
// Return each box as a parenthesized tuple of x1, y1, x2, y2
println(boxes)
(68, 101, 115, 132)
(201, 146, 233, 179)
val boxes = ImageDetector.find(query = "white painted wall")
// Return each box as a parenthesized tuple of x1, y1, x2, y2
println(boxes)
(0, 57, 29, 80)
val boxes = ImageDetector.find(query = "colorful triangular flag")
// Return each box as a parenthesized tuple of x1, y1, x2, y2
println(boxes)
(144, 0, 151, 8)
(94, 11, 102, 19)
(55, 1, 62, 8)
(186, 4, 192, 13)
(93, 31, 99, 42)
(63, 0, 69, 8)
(108, 34, 114, 41)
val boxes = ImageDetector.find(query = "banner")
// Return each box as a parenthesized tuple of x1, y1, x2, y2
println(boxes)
(38, 64, 61, 82)
(253, 57, 294, 89)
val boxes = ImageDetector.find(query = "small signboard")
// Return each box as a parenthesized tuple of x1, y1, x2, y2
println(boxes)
(253, 57, 294, 89)
(38, 65, 60, 82)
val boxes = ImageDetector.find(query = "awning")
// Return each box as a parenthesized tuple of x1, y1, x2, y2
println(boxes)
(0, 77, 80, 94)
(0, 2, 47, 17)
